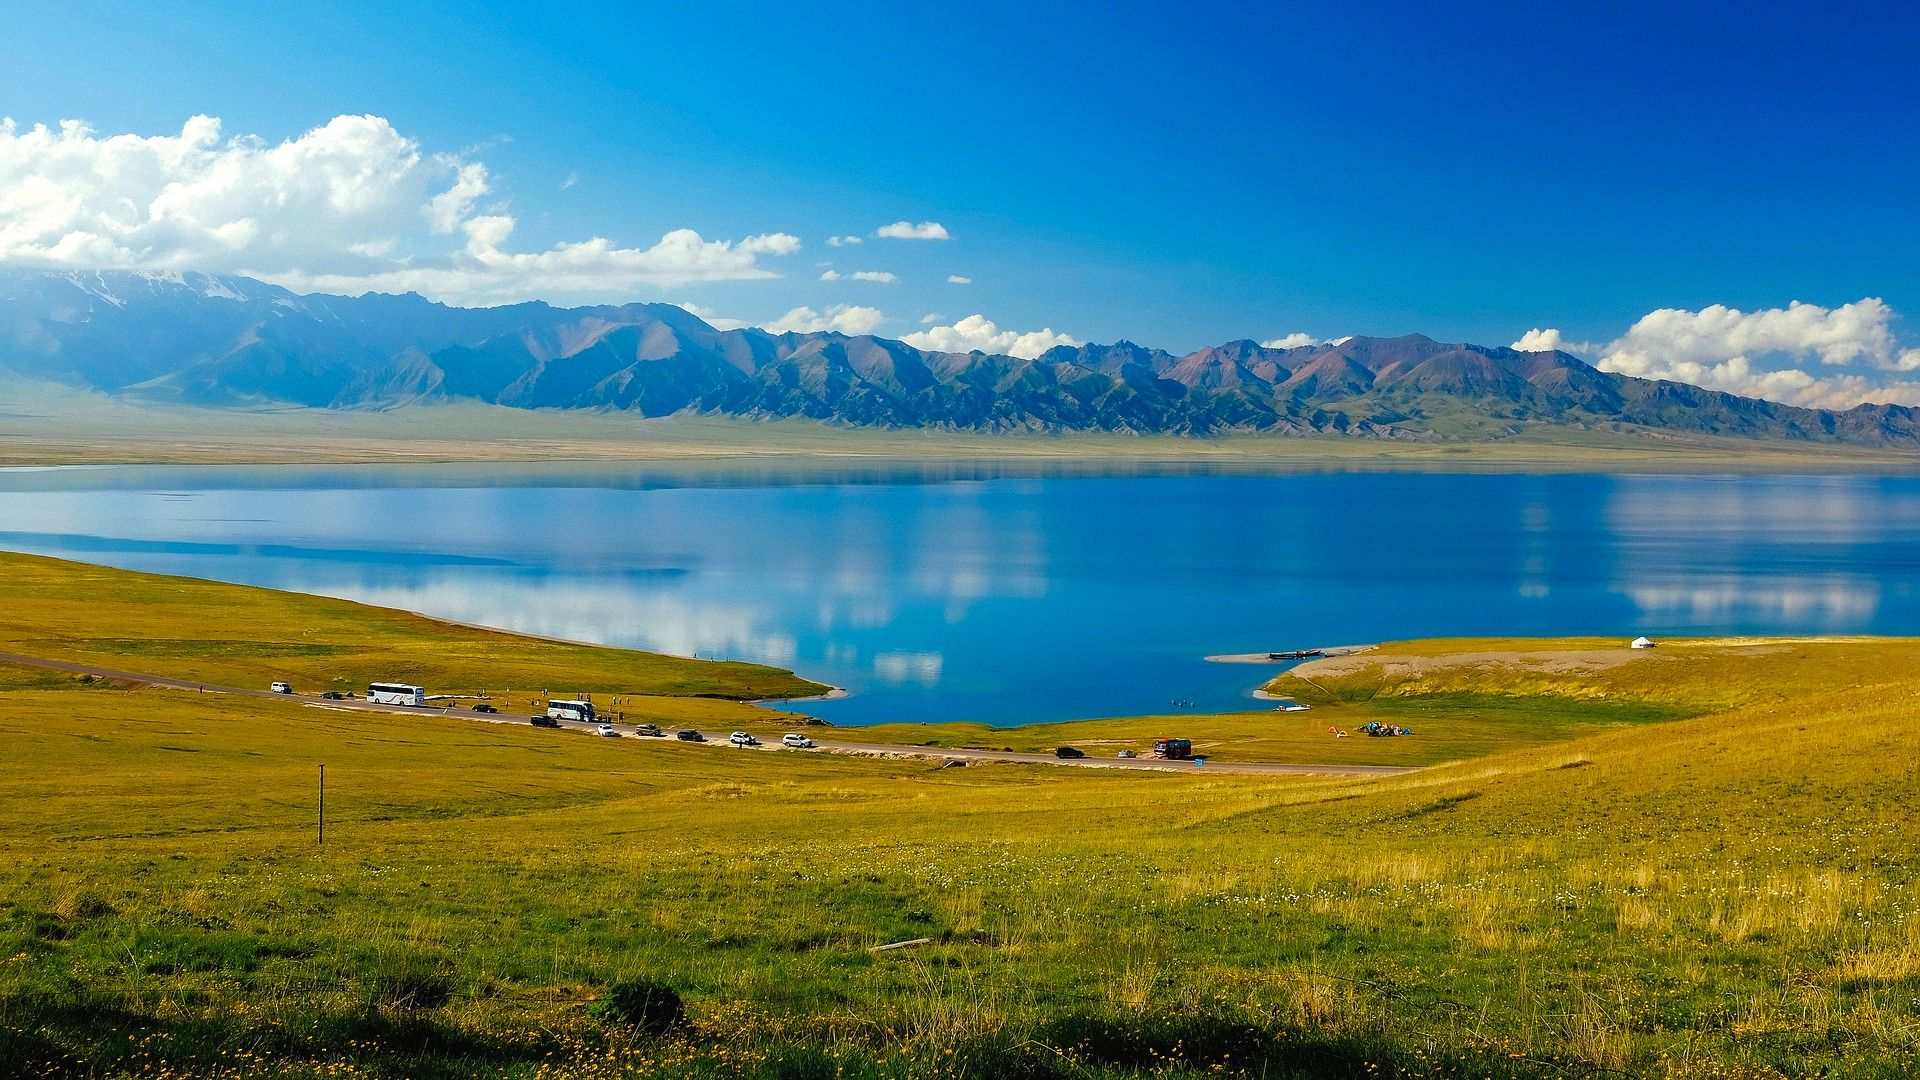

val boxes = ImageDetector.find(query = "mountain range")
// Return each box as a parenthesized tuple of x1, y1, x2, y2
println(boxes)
(5, 268, 1918, 446)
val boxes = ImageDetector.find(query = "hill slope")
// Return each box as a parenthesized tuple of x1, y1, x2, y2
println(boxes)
(6, 268, 1920, 445)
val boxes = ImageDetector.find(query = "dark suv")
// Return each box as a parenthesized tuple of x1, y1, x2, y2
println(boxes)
(530, 715, 561, 728)
(675, 729, 705, 742)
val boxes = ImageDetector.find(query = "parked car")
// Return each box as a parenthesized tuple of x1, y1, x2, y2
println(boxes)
(321, 690, 346, 700)
(270, 681, 292, 694)
(634, 723, 664, 737)
(530, 715, 560, 728)
(596, 723, 620, 738)
(1055, 746, 1086, 759)
(675, 729, 705, 742)
(1116, 749, 1137, 759)
(472, 703, 498, 714)
(781, 733, 815, 749)
(730, 731, 759, 747)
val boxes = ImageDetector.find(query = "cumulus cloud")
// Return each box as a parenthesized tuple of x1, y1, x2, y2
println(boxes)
(1510, 328, 1601, 355)
(849, 270, 896, 283)
(946, 274, 972, 285)
(1603, 299, 1898, 371)
(1596, 298, 1920, 408)
(903, 313, 1079, 359)
(736, 232, 801, 256)
(818, 269, 840, 281)
(676, 302, 748, 331)
(1261, 332, 1316, 349)
(825, 234, 862, 247)
(1510, 327, 1564, 353)
(762, 304, 886, 336)
(0, 113, 798, 306)
(920, 312, 943, 325)
(875, 220, 949, 240)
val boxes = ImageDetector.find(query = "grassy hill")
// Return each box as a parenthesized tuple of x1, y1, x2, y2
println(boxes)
(0, 550, 822, 713)
(0, 560, 1916, 1077)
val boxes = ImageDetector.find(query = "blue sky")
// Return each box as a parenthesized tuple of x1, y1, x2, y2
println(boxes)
(4, 1, 1919, 404)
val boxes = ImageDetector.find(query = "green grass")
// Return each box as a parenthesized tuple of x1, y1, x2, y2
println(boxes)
(0, 550, 823, 711)
(1, 558, 1918, 1077)
(853, 692, 1693, 768)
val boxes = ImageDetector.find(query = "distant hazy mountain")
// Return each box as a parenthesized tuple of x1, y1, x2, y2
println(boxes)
(4, 268, 1918, 446)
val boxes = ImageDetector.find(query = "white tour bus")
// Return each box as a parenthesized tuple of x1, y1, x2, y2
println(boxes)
(544, 698, 597, 723)
(368, 682, 426, 707)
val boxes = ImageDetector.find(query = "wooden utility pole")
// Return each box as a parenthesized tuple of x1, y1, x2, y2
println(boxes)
(318, 764, 326, 847)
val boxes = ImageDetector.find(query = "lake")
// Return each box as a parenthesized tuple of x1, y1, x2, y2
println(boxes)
(1, 464, 1916, 726)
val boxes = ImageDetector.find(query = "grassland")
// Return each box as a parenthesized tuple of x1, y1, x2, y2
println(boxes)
(0, 551, 821, 723)
(850, 692, 1690, 769)
(7, 393, 1920, 470)
(1, 558, 1917, 1077)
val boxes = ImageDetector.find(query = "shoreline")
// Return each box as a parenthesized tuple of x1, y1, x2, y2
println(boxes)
(6, 409, 1920, 472)
(756, 685, 850, 706)
(1206, 644, 1378, 664)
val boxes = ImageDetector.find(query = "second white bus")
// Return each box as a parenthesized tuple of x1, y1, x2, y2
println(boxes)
(544, 699, 597, 723)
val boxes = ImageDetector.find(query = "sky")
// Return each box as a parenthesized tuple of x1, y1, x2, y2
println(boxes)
(3, 0, 1919, 407)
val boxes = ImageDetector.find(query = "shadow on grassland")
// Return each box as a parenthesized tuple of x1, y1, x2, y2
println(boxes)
(1, 993, 1604, 1079)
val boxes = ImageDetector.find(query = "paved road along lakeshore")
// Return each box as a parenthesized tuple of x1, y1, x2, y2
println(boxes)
(0, 650, 1416, 779)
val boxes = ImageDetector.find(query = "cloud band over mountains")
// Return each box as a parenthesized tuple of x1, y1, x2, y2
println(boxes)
(3, 112, 1918, 408)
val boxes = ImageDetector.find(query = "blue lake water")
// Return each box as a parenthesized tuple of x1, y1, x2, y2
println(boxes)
(1, 464, 1917, 725)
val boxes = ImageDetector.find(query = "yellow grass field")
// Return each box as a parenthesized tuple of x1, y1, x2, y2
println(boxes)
(1, 554, 1916, 1077)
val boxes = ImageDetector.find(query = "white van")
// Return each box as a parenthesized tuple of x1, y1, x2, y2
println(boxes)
(270, 681, 293, 695)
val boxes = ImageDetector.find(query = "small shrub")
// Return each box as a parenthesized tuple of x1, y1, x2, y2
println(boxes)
(590, 979, 686, 1036)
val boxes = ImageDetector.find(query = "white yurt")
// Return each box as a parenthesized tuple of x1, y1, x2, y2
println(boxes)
(1630, 636, 1656, 649)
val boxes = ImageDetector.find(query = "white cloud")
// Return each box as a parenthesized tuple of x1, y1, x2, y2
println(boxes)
(903, 313, 1079, 359)
(919, 312, 943, 325)
(1596, 299, 1920, 408)
(1510, 327, 1564, 353)
(737, 232, 801, 256)
(1261, 332, 1315, 349)
(762, 304, 887, 336)
(818, 269, 840, 281)
(875, 220, 949, 240)
(946, 274, 972, 285)
(559, 171, 578, 191)
(1603, 299, 1898, 371)
(849, 270, 896, 283)
(826, 234, 862, 247)
(425, 160, 489, 233)
(0, 113, 794, 306)
(676, 302, 748, 331)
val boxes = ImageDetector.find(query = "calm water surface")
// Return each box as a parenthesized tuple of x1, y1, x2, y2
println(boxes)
(2, 464, 1916, 725)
